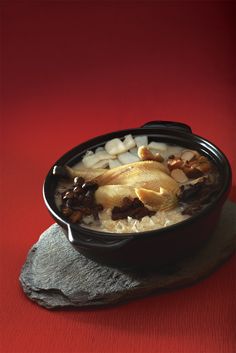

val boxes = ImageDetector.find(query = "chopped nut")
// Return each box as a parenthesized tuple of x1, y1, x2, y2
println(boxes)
(138, 146, 164, 162)
(167, 151, 212, 179)
(171, 169, 188, 183)
(183, 154, 211, 175)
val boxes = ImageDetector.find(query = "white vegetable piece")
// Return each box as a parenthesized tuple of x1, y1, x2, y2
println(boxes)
(95, 147, 105, 153)
(108, 159, 122, 169)
(123, 134, 136, 150)
(118, 152, 140, 165)
(82, 150, 115, 168)
(71, 161, 84, 170)
(92, 159, 110, 169)
(134, 136, 148, 148)
(148, 142, 167, 151)
(105, 138, 127, 155)
(166, 145, 183, 157)
(129, 147, 138, 156)
(84, 150, 94, 157)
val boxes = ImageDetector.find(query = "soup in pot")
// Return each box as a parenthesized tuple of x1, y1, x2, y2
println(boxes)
(54, 134, 220, 233)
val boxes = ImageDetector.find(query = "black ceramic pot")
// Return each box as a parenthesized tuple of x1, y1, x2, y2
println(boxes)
(43, 121, 232, 269)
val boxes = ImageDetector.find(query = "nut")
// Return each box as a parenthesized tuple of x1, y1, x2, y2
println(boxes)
(171, 169, 188, 183)
(138, 146, 164, 162)
(167, 158, 184, 171)
(181, 150, 197, 162)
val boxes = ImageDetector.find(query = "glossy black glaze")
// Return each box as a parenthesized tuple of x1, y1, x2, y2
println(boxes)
(43, 121, 232, 269)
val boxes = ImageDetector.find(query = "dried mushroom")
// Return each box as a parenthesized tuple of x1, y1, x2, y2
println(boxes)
(178, 175, 220, 215)
(111, 197, 155, 221)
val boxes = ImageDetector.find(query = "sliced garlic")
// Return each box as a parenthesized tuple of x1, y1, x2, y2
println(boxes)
(117, 152, 140, 164)
(134, 136, 148, 148)
(105, 138, 127, 155)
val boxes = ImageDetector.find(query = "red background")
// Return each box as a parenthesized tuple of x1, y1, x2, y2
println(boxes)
(1, 1, 236, 353)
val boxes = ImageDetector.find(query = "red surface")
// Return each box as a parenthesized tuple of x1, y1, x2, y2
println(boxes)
(1, 2, 236, 353)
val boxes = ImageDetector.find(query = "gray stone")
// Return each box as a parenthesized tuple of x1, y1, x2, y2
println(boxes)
(19, 200, 236, 310)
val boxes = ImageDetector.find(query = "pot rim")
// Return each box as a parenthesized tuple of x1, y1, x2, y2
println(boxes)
(43, 123, 232, 240)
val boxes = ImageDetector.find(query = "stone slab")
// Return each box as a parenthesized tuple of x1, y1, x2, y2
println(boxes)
(19, 200, 236, 309)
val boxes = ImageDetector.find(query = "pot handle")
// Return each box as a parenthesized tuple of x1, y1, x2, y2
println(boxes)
(67, 224, 131, 250)
(141, 121, 192, 133)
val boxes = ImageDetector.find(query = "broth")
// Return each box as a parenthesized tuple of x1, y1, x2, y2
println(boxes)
(54, 135, 220, 233)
